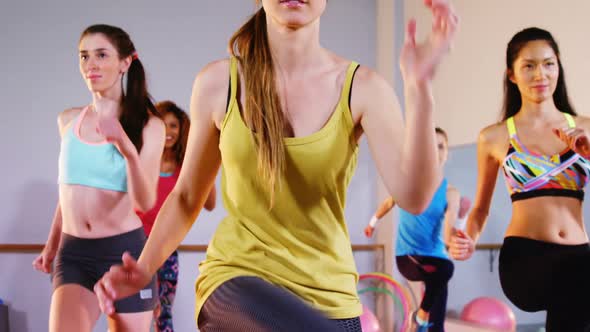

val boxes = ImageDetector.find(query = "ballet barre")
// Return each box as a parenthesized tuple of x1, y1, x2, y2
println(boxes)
(0, 243, 386, 253)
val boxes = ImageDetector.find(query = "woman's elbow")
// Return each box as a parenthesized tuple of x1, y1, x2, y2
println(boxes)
(133, 194, 157, 213)
(203, 187, 217, 211)
(395, 172, 440, 214)
(204, 197, 216, 211)
(204, 201, 215, 211)
(404, 201, 429, 215)
(403, 189, 434, 214)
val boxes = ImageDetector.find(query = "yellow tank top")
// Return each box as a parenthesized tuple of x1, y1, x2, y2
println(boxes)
(195, 57, 362, 320)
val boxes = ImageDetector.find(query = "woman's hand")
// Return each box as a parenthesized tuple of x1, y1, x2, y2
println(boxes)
(94, 252, 152, 315)
(32, 246, 57, 274)
(449, 229, 475, 260)
(400, 0, 459, 86)
(553, 127, 590, 158)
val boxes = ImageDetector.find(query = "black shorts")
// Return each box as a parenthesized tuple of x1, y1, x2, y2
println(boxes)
(52, 227, 157, 313)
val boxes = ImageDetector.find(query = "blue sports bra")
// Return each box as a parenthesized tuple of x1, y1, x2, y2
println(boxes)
(58, 107, 128, 192)
(502, 113, 590, 202)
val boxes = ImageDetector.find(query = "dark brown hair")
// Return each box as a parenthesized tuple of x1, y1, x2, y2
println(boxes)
(156, 101, 190, 165)
(80, 24, 159, 152)
(501, 27, 575, 121)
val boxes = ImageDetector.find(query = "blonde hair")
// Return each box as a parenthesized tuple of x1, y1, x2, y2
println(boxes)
(229, 3, 284, 207)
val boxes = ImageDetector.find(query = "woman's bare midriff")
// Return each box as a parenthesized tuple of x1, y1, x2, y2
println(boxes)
(59, 184, 143, 238)
(505, 196, 588, 244)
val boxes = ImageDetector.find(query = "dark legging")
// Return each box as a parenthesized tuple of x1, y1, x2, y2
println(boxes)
(198, 276, 361, 332)
(396, 255, 454, 332)
(499, 236, 590, 332)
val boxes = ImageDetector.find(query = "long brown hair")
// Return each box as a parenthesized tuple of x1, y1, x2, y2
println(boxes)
(156, 101, 190, 165)
(228, 2, 284, 206)
(501, 27, 576, 121)
(80, 24, 159, 152)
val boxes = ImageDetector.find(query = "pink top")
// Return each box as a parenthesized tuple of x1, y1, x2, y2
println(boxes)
(136, 167, 180, 236)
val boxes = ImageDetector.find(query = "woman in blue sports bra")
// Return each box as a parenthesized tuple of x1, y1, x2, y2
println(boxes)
(449, 27, 590, 331)
(31, 24, 165, 332)
(365, 127, 469, 331)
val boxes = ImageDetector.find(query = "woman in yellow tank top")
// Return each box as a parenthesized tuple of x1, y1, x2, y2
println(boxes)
(95, 1, 459, 331)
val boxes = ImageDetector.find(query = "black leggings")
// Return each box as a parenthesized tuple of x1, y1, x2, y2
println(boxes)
(198, 276, 361, 332)
(500, 236, 590, 332)
(396, 255, 454, 332)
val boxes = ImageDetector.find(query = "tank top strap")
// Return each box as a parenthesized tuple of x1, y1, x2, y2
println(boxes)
(228, 57, 238, 112)
(564, 113, 576, 128)
(338, 62, 360, 130)
(71, 106, 90, 136)
(221, 57, 240, 132)
(506, 117, 517, 137)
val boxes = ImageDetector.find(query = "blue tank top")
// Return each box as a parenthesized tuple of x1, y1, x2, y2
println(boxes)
(396, 178, 448, 259)
(58, 107, 128, 192)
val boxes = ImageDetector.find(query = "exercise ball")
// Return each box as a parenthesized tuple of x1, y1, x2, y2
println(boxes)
(360, 305, 381, 332)
(461, 297, 516, 331)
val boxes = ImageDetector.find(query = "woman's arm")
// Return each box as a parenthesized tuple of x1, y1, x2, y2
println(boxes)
(356, 70, 439, 215)
(32, 202, 62, 273)
(356, 1, 458, 214)
(139, 61, 226, 274)
(442, 185, 460, 245)
(94, 98, 166, 212)
(47, 108, 82, 245)
(94, 60, 228, 314)
(364, 197, 396, 237)
(117, 117, 165, 212)
(45, 203, 63, 252)
(449, 127, 501, 260)
(33, 108, 80, 273)
(203, 185, 217, 211)
(375, 197, 396, 220)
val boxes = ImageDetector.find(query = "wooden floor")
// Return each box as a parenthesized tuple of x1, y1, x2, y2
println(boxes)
(444, 318, 514, 332)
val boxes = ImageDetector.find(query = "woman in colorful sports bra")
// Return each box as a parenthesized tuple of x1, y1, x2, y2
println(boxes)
(94, 1, 458, 331)
(449, 27, 590, 331)
(32, 24, 165, 332)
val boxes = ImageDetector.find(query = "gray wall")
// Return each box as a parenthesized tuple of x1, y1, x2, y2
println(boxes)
(0, 1, 378, 331)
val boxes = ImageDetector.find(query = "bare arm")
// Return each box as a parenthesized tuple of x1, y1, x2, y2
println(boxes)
(48, 108, 81, 246)
(365, 196, 396, 237)
(375, 197, 396, 219)
(138, 61, 226, 275)
(33, 109, 80, 273)
(442, 185, 460, 245)
(203, 185, 217, 211)
(465, 130, 500, 243)
(116, 117, 166, 212)
(356, 2, 457, 214)
(93, 62, 227, 313)
(45, 203, 63, 249)
(356, 69, 440, 214)
(32, 202, 63, 273)
(449, 126, 502, 260)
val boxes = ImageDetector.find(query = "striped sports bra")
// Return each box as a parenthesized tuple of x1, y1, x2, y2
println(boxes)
(502, 113, 590, 202)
